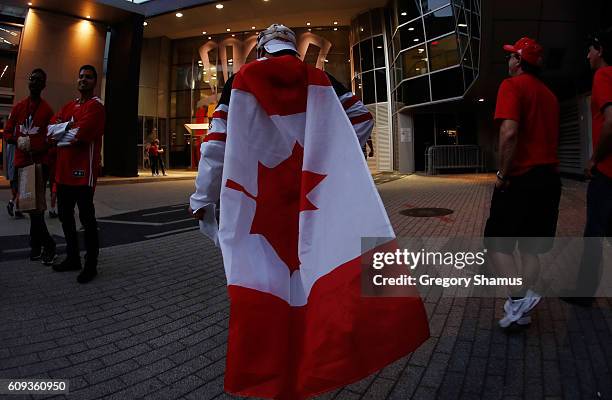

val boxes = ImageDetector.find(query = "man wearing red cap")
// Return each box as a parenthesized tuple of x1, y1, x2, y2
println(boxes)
(563, 29, 612, 306)
(484, 37, 561, 328)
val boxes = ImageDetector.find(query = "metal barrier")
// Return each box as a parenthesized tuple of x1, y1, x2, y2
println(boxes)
(426, 145, 484, 175)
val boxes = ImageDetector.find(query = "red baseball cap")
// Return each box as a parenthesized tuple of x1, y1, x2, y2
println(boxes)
(503, 37, 543, 66)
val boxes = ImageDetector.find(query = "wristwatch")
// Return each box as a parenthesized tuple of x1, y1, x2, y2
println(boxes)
(496, 171, 507, 182)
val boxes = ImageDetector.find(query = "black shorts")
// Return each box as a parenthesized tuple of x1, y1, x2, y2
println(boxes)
(484, 165, 561, 254)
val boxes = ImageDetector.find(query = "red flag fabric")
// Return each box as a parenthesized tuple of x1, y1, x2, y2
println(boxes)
(219, 55, 429, 399)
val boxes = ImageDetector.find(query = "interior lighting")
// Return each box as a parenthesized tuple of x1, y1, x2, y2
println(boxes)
(308, 28, 312, 31)
(333, 27, 338, 31)
(202, 31, 207, 34)
(86, 15, 91, 19)
(377, 45, 383, 49)
(176, 12, 183, 17)
(458, 23, 468, 27)
(208, 36, 212, 39)
(408, 27, 414, 31)
(226, 28, 231, 31)
(251, 26, 256, 29)
(401, 12, 407, 16)
(28, 2, 32, 5)
(306, 22, 311, 26)
(413, 38, 419, 42)
(418, 48, 424, 53)
(478, 98, 485, 102)
(143, 21, 148, 26)
(216, 3, 224, 9)
(231, 34, 235, 37)
(333, 21, 338, 25)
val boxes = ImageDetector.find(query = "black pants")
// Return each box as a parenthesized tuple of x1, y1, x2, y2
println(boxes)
(57, 185, 98, 262)
(16, 165, 55, 251)
(150, 154, 158, 175)
(157, 155, 166, 175)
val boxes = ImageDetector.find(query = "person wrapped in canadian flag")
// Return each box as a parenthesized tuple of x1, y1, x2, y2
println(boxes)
(189, 24, 429, 399)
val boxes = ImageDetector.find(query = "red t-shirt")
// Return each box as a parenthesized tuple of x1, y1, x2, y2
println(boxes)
(592, 66, 612, 177)
(52, 97, 105, 187)
(4, 97, 54, 168)
(494, 73, 560, 176)
(148, 144, 159, 157)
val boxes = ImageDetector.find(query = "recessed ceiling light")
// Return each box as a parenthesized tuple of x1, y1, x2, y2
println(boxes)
(408, 27, 414, 31)
(28, 2, 32, 5)
(86, 15, 91, 19)
(401, 12, 407, 16)
(333, 27, 338, 31)
(251, 26, 256, 29)
(333, 21, 338, 25)
(418, 48, 424, 53)
(308, 28, 311, 31)
(143, 21, 148, 26)
(377, 46, 382, 49)
(215, 3, 223, 9)
(202, 31, 207, 34)
(231, 34, 235, 37)
(228, 59, 233, 62)
(478, 98, 485, 102)
(208, 36, 212, 39)
(306, 22, 311, 26)
(226, 28, 231, 32)
(413, 38, 419, 42)
(176, 12, 183, 17)
(416, 68, 420, 71)
(324, 59, 329, 63)
(360, 28, 364, 32)
(458, 23, 467, 27)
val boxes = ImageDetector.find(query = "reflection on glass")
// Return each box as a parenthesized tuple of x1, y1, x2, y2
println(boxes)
(397, 0, 421, 25)
(399, 20, 425, 50)
(430, 66, 463, 100)
(424, 5, 454, 39)
(401, 46, 428, 79)
(428, 34, 459, 71)
(400, 76, 430, 105)
(373, 36, 385, 69)
(421, 0, 450, 14)
(375, 69, 388, 102)
(360, 39, 374, 71)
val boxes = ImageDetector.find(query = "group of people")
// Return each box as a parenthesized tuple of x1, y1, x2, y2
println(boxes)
(147, 138, 166, 176)
(485, 29, 612, 327)
(3, 65, 105, 284)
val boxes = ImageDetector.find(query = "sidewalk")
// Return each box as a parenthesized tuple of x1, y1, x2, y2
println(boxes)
(0, 174, 611, 400)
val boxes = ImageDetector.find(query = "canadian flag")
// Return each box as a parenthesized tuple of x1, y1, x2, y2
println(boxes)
(219, 56, 429, 399)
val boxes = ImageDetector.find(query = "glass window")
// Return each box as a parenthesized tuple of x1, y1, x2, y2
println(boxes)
(463, 66, 474, 89)
(353, 75, 363, 101)
(430, 66, 463, 100)
(458, 34, 471, 67)
(0, 52, 17, 89)
(471, 11, 480, 38)
(424, 5, 454, 39)
(397, 0, 422, 25)
(471, 38, 480, 68)
(375, 69, 388, 102)
(393, 32, 401, 57)
(0, 24, 21, 52)
(373, 36, 385, 68)
(400, 76, 430, 106)
(399, 19, 425, 50)
(401, 46, 428, 79)
(421, 0, 450, 14)
(428, 34, 459, 71)
(360, 39, 374, 71)
(357, 12, 371, 41)
(393, 61, 403, 87)
(352, 44, 362, 74)
(371, 9, 383, 36)
(362, 71, 376, 104)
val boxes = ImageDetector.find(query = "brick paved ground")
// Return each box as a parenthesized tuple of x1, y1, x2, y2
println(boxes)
(1, 174, 612, 400)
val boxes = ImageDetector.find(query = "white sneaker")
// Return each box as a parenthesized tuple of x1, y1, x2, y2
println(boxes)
(499, 293, 541, 328)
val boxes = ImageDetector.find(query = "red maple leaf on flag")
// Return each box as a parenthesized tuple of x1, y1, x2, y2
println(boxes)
(226, 142, 326, 273)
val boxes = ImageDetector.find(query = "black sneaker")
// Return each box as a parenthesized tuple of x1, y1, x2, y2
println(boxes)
(41, 245, 57, 266)
(6, 200, 14, 217)
(53, 257, 81, 272)
(30, 248, 42, 261)
(77, 268, 97, 284)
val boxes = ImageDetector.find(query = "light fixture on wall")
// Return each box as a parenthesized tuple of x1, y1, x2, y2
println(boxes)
(176, 12, 183, 17)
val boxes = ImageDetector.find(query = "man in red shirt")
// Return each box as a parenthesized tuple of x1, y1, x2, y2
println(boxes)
(484, 37, 561, 328)
(4, 68, 56, 264)
(47, 65, 105, 283)
(563, 29, 612, 306)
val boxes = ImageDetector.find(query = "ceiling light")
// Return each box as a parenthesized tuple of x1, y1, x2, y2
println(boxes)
(143, 21, 148, 26)
(251, 26, 256, 29)
(478, 98, 485, 102)
(215, 3, 223, 9)
(202, 31, 207, 34)
(176, 12, 183, 17)
(408, 27, 414, 31)
(228, 59, 233, 62)
(308, 28, 311, 31)
(231, 34, 235, 37)
(333, 21, 338, 25)
(86, 15, 91, 19)
(208, 36, 212, 39)
(360, 28, 364, 32)
(28, 2, 32, 5)
(226, 28, 231, 32)
(418, 48, 424, 52)
(401, 12, 407, 16)
(413, 38, 419, 42)
(377, 46, 382, 49)
(458, 23, 467, 27)
(416, 68, 420, 71)
(306, 22, 311, 26)
(324, 59, 329, 63)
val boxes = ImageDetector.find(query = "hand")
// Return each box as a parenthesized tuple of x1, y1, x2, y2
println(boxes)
(188, 207, 206, 220)
(585, 159, 595, 180)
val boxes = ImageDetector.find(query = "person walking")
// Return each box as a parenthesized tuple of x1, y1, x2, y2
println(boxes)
(484, 37, 561, 328)
(47, 65, 105, 284)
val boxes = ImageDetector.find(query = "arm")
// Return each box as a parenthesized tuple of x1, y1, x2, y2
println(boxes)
(3, 105, 18, 144)
(29, 107, 54, 154)
(72, 100, 105, 143)
(592, 106, 612, 164)
(189, 76, 233, 219)
(326, 72, 374, 146)
(497, 119, 519, 188)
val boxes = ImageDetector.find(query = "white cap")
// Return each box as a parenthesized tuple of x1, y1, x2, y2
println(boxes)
(257, 24, 298, 55)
